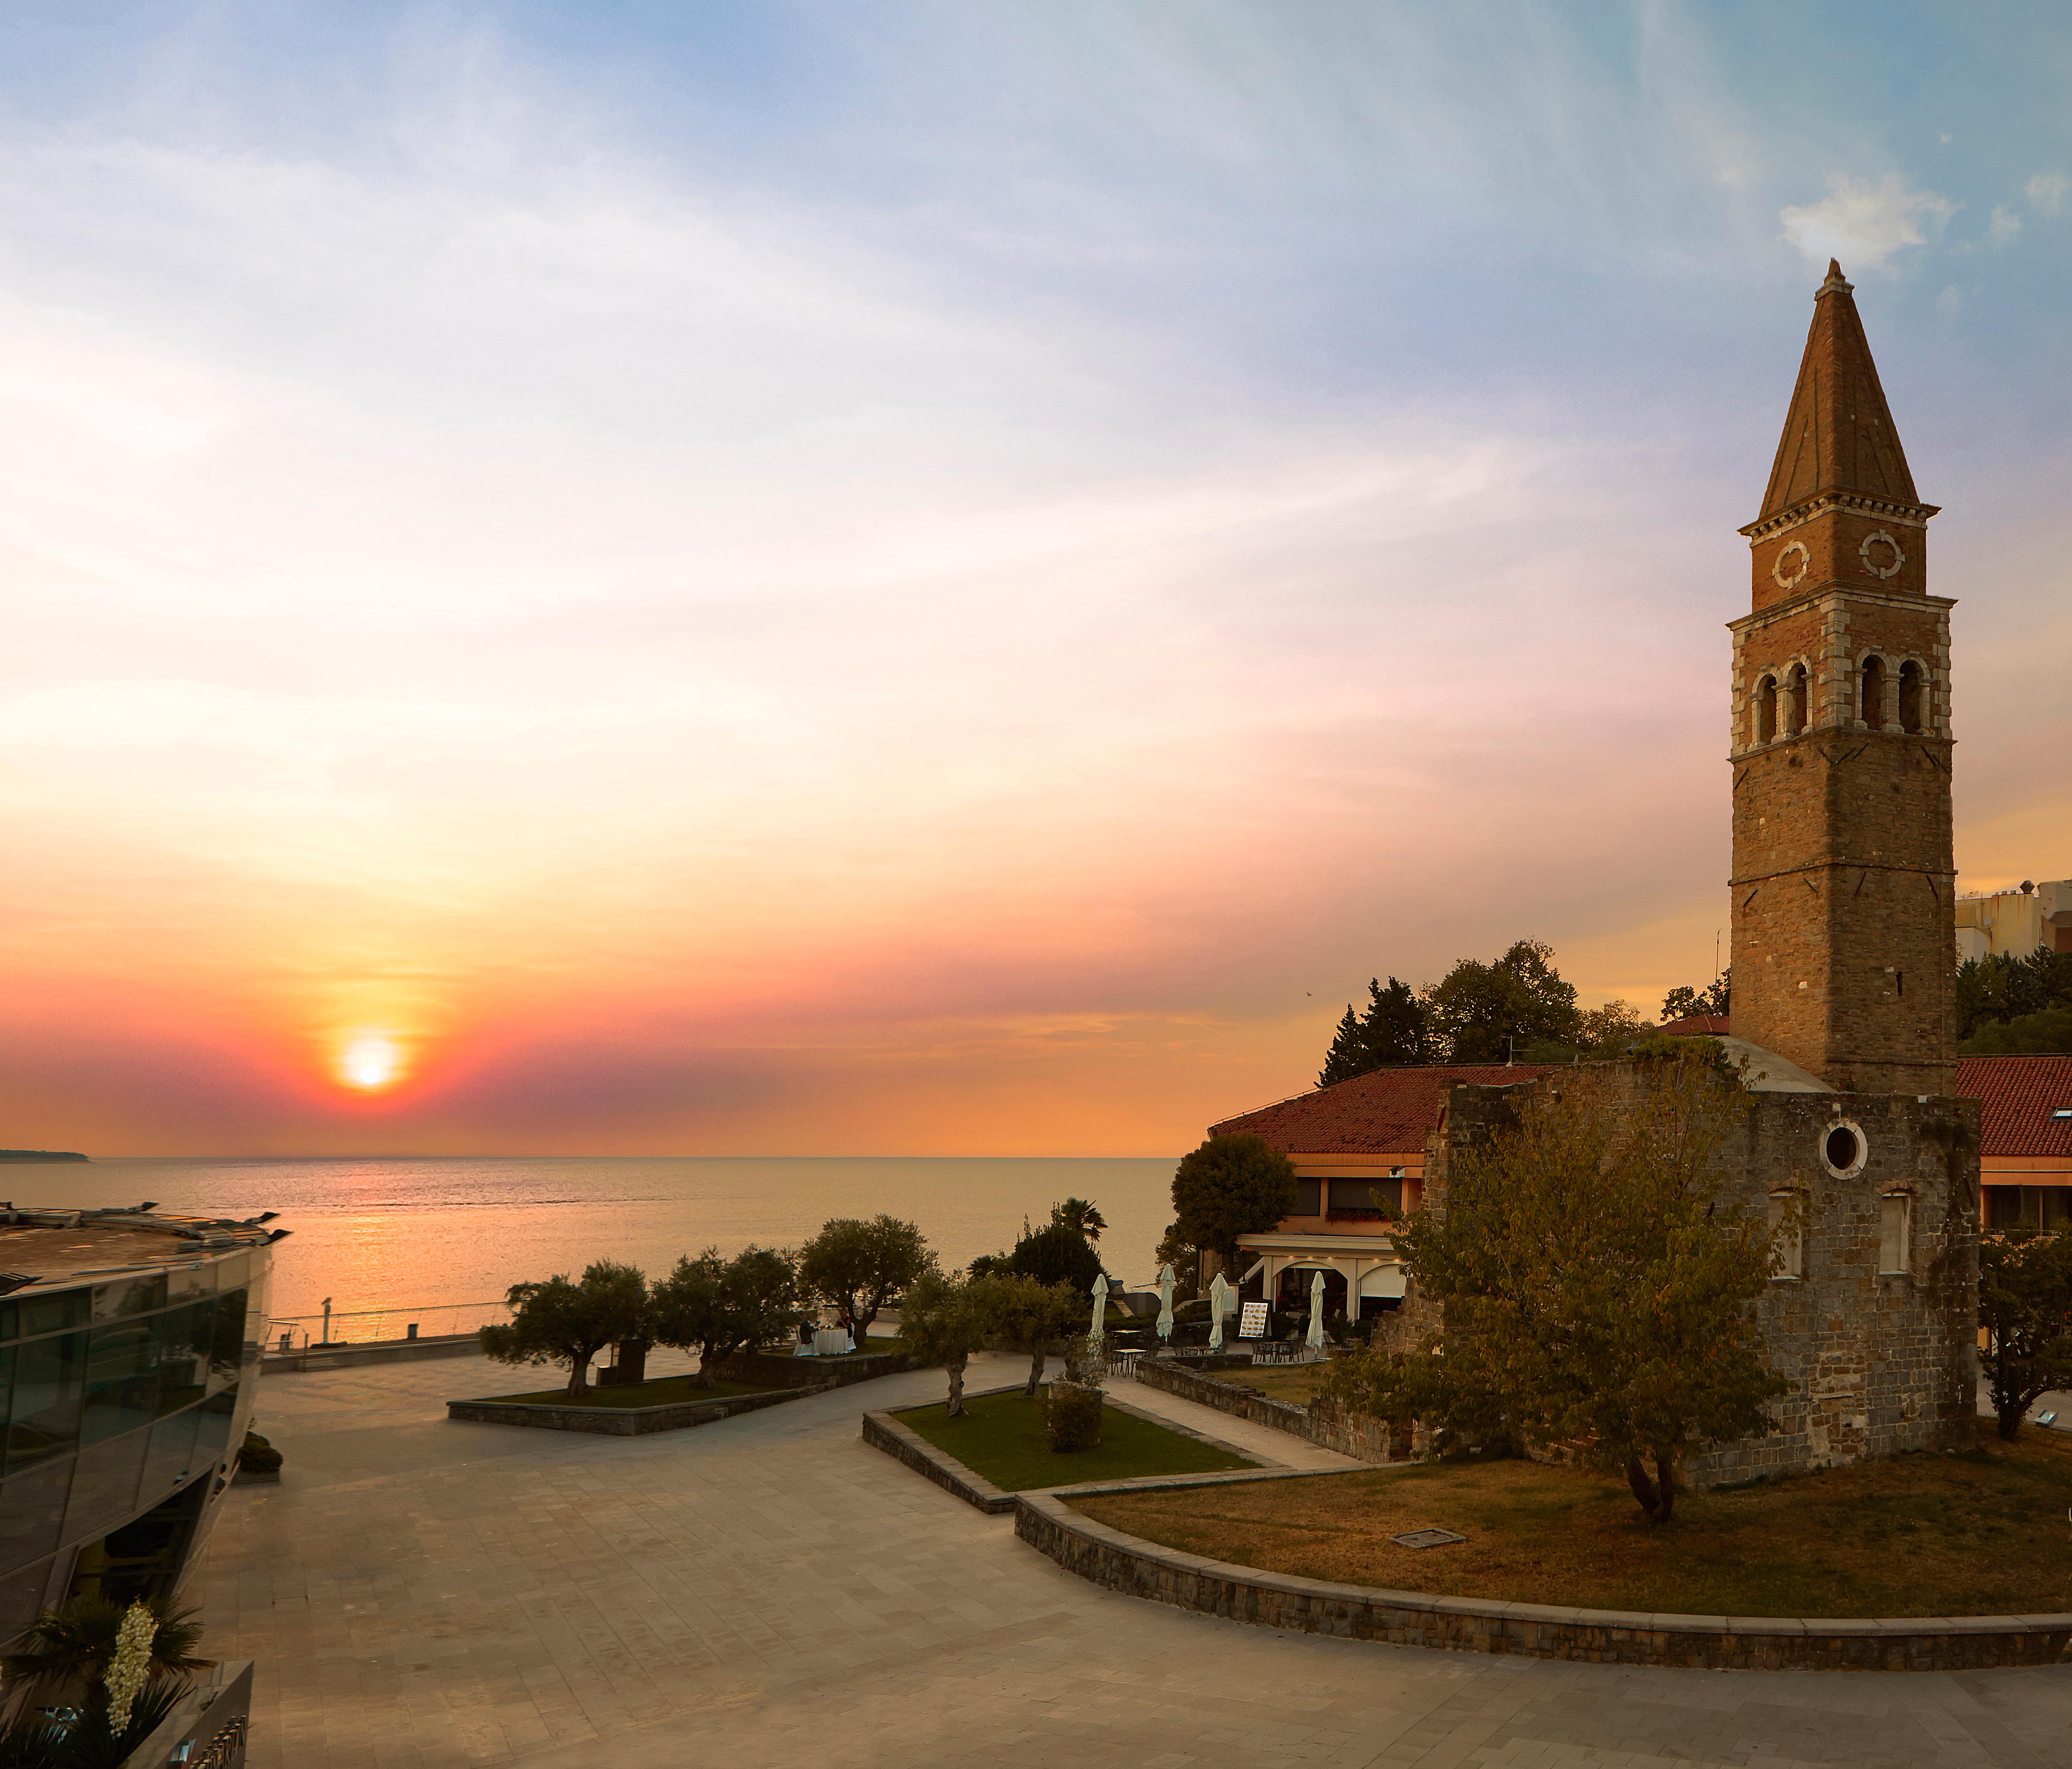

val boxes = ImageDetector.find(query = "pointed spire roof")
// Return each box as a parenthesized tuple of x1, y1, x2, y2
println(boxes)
(1756, 261, 1924, 521)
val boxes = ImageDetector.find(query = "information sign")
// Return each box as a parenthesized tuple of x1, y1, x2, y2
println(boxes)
(1238, 1301, 1269, 1340)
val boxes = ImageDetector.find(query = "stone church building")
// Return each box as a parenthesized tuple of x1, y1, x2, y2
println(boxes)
(1217, 261, 1983, 1485)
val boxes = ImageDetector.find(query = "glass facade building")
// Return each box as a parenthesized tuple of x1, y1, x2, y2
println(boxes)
(0, 1213, 273, 1642)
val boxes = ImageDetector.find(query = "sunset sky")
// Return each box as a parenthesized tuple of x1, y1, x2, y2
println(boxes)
(3, 3, 2068, 1155)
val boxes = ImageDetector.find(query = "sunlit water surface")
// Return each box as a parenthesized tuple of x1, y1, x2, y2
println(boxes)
(7, 1157, 1178, 1327)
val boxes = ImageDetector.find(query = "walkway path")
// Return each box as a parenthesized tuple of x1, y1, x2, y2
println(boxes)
(197, 1351, 2072, 1769)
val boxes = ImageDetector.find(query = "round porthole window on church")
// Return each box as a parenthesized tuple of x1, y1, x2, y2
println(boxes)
(1823, 1123, 1866, 1176)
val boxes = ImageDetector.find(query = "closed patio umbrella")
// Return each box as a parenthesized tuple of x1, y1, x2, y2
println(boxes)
(1208, 1271, 1232, 1351)
(1088, 1272, 1109, 1344)
(1155, 1264, 1175, 1343)
(1306, 1268, 1327, 1354)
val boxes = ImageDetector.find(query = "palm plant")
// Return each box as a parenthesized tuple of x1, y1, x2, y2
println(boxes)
(0, 1598, 211, 1713)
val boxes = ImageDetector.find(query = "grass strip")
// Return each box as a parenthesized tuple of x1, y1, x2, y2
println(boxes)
(893, 1386, 1253, 1492)
(1073, 1419, 2072, 1618)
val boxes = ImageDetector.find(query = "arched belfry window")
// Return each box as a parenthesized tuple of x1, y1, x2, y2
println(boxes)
(1898, 660, 1924, 733)
(1785, 663, 1809, 737)
(1756, 674, 1777, 745)
(1859, 654, 1887, 729)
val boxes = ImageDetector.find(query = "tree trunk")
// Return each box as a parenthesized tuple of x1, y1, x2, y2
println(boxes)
(854, 1305, 876, 1351)
(566, 1353, 592, 1400)
(946, 1355, 967, 1417)
(1998, 1400, 2027, 1440)
(1623, 1455, 1660, 1519)
(1025, 1345, 1046, 1397)
(1652, 1451, 1677, 1524)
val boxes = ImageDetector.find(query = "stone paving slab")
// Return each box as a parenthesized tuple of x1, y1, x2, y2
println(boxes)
(195, 1351, 2072, 1769)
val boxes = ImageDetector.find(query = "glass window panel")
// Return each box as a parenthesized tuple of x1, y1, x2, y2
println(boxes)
(152, 1308, 209, 1417)
(1293, 1179, 1322, 1216)
(211, 1255, 250, 1295)
(138, 1408, 203, 1509)
(82, 1321, 159, 1446)
(191, 1386, 237, 1474)
(2048, 1189, 2072, 1230)
(165, 1259, 215, 1301)
(0, 1460, 75, 1578)
(92, 1275, 168, 1323)
(19, 1288, 91, 1339)
(207, 1290, 247, 1387)
(61, 1431, 149, 1547)
(0, 1301, 16, 1345)
(0, 1344, 11, 1424)
(5, 1331, 86, 1475)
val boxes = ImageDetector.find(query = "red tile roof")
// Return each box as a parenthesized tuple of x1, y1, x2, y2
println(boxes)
(1659, 1013, 1731, 1036)
(1209, 1065, 1556, 1156)
(1958, 1055, 2072, 1160)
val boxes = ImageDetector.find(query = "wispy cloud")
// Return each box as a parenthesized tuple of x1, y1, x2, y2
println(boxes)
(2027, 172, 2068, 216)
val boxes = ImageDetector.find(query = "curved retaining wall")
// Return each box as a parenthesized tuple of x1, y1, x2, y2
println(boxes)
(1135, 1357, 1401, 1464)
(1015, 1493, 2072, 1672)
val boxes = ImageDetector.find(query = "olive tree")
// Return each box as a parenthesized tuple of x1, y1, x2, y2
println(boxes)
(479, 1260, 649, 1399)
(797, 1215, 934, 1349)
(649, 1245, 805, 1384)
(896, 1269, 992, 1415)
(967, 1273, 1085, 1397)
(1327, 1052, 1785, 1521)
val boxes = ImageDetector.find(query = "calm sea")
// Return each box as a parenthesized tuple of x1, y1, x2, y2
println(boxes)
(4, 1157, 1178, 1330)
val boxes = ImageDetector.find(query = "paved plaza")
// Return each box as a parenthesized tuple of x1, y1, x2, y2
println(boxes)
(196, 1353, 2072, 1769)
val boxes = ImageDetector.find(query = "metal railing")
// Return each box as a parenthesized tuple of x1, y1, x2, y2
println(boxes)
(265, 1299, 510, 1352)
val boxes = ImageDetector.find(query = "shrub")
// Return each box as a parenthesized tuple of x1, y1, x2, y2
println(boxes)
(236, 1431, 282, 1474)
(1043, 1381, 1104, 1452)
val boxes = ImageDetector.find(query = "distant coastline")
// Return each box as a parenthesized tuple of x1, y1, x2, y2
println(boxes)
(0, 1150, 88, 1163)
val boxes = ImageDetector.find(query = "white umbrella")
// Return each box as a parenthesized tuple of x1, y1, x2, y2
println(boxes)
(1088, 1273, 1110, 1344)
(1208, 1271, 1232, 1351)
(1155, 1263, 1175, 1343)
(1306, 1269, 1328, 1354)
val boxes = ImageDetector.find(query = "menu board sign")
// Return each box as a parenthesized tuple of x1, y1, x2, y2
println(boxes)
(1238, 1301, 1270, 1340)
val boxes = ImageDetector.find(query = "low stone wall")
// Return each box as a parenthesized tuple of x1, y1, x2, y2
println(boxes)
(1015, 1495, 2072, 1672)
(1136, 1357, 1401, 1464)
(861, 1408, 1017, 1513)
(448, 1382, 819, 1436)
(711, 1347, 922, 1389)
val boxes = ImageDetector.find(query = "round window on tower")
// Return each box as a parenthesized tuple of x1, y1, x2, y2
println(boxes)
(1822, 1122, 1867, 1177)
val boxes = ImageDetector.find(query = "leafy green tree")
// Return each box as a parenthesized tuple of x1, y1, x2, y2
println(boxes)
(1008, 1220, 1106, 1292)
(1319, 976, 1430, 1085)
(1660, 973, 1731, 1022)
(967, 1273, 1086, 1396)
(1326, 1052, 1785, 1521)
(1957, 947, 2072, 1039)
(797, 1215, 934, 1349)
(896, 1269, 991, 1415)
(1421, 940, 1580, 1062)
(1962, 1006, 2072, 1056)
(1979, 1225, 2072, 1439)
(648, 1245, 804, 1384)
(1171, 1134, 1298, 1274)
(1048, 1197, 1106, 1241)
(0, 1596, 211, 1709)
(479, 1261, 649, 1399)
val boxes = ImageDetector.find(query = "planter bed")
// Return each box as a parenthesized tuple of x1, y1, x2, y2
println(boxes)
(449, 1375, 826, 1435)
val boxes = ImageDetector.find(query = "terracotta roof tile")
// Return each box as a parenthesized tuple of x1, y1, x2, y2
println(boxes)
(1659, 1013, 1731, 1036)
(1958, 1055, 2072, 1160)
(1208, 1065, 1557, 1156)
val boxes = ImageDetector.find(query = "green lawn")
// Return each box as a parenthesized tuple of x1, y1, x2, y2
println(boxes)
(1202, 1362, 1334, 1405)
(481, 1374, 775, 1408)
(894, 1387, 1255, 1491)
(1074, 1419, 2072, 1618)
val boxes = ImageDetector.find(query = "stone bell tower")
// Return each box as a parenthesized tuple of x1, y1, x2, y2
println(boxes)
(1729, 261, 1957, 1095)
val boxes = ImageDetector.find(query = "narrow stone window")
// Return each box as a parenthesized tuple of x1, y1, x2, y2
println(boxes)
(1768, 1192, 1804, 1279)
(1756, 674, 1777, 744)
(1878, 1192, 1912, 1274)
(1785, 663, 1808, 736)
(1898, 660, 1923, 732)
(1860, 654, 1886, 727)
